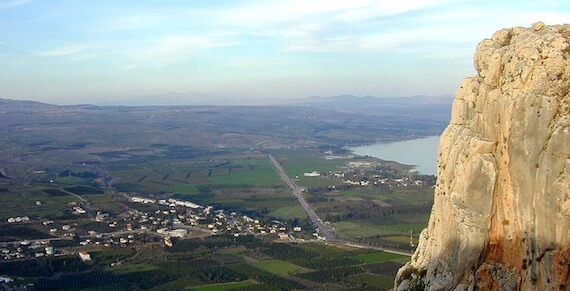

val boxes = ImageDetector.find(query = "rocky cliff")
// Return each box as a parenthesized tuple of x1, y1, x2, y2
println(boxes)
(395, 22, 570, 290)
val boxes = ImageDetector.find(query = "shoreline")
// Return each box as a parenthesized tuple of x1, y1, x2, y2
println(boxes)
(346, 135, 440, 176)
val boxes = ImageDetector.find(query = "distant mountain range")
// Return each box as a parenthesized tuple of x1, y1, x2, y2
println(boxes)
(127, 92, 454, 107)
(0, 97, 60, 111)
(0, 94, 453, 148)
(270, 94, 454, 119)
(1, 94, 453, 110)
(261, 94, 453, 106)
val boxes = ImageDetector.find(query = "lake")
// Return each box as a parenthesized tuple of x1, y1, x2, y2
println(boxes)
(348, 136, 440, 175)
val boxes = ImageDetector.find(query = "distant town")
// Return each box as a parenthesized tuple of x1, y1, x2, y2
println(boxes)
(2, 193, 320, 263)
(2, 155, 434, 266)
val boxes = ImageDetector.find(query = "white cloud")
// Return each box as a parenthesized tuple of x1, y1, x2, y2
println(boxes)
(36, 45, 88, 57)
(222, 0, 453, 27)
(215, 0, 569, 55)
(224, 56, 282, 70)
(0, 0, 32, 9)
(209, 0, 476, 54)
(127, 34, 238, 65)
(103, 12, 169, 31)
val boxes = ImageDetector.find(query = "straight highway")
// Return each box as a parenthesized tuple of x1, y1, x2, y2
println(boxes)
(267, 154, 336, 240)
(267, 154, 413, 257)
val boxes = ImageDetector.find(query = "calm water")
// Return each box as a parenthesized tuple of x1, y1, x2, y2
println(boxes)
(348, 136, 440, 175)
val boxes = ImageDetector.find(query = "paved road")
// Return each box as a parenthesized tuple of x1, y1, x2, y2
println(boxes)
(267, 154, 335, 240)
(267, 154, 413, 257)
(339, 242, 414, 256)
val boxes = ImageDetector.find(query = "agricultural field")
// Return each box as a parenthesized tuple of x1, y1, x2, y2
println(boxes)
(1, 147, 434, 250)
(0, 185, 83, 220)
(1, 235, 409, 290)
(107, 154, 299, 215)
(269, 205, 309, 220)
(189, 279, 260, 291)
(269, 150, 347, 185)
(331, 219, 428, 250)
(110, 155, 284, 192)
(250, 260, 307, 276)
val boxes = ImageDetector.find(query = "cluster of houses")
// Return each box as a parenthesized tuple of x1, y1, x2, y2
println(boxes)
(1, 194, 311, 263)
(6, 216, 31, 223)
(127, 196, 290, 239)
(1, 240, 56, 261)
(72, 205, 87, 214)
(318, 160, 435, 188)
(7, 203, 89, 225)
(130, 196, 201, 209)
(0, 230, 147, 261)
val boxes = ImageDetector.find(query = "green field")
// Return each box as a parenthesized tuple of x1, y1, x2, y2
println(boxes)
(295, 176, 344, 187)
(189, 280, 259, 291)
(0, 231, 409, 289)
(250, 260, 306, 276)
(270, 150, 346, 178)
(332, 221, 392, 238)
(383, 235, 420, 246)
(354, 251, 409, 263)
(333, 189, 364, 196)
(376, 223, 427, 234)
(332, 221, 426, 239)
(106, 155, 302, 215)
(345, 273, 395, 289)
(296, 243, 349, 256)
(269, 205, 308, 220)
(111, 156, 285, 195)
(374, 188, 434, 206)
(167, 184, 200, 195)
(107, 263, 158, 274)
(53, 176, 85, 185)
(0, 189, 82, 219)
(152, 275, 202, 290)
(208, 168, 281, 185)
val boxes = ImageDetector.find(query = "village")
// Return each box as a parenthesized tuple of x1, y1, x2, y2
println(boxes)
(306, 158, 436, 188)
(1, 195, 316, 263)
(1, 157, 437, 263)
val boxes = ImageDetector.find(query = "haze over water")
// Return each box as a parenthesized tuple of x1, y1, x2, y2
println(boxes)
(349, 136, 440, 175)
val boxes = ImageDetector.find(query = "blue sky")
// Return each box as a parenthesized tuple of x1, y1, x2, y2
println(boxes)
(0, 0, 568, 105)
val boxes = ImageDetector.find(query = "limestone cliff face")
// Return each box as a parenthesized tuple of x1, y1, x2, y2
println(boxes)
(395, 22, 570, 290)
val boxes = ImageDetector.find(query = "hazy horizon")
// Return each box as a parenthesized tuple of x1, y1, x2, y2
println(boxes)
(0, 93, 455, 107)
(1, 0, 568, 105)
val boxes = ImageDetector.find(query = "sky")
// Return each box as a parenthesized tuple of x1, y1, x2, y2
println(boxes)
(0, 0, 569, 105)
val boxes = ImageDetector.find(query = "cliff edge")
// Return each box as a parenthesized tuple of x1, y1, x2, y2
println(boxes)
(395, 22, 570, 290)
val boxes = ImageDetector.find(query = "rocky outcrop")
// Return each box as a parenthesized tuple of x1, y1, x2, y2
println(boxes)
(395, 22, 570, 290)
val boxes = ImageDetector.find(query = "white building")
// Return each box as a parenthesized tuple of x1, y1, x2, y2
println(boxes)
(163, 237, 173, 247)
(303, 171, 320, 177)
(156, 228, 169, 234)
(78, 251, 91, 261)
(169, 229, 187, 238)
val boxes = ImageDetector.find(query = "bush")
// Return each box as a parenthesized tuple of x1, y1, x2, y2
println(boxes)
(299, 256, 361, 269)
(35, 270, 129, 290)
(41, 189, 69, 196)
(118, 269, 182, 289)
(64, 186, 104, 195)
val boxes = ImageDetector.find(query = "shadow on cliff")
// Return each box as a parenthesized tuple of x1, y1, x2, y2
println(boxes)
(395, 236, 570, 290)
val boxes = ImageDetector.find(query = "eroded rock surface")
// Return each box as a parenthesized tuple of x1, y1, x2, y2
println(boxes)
(395, 22, 570, 290)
